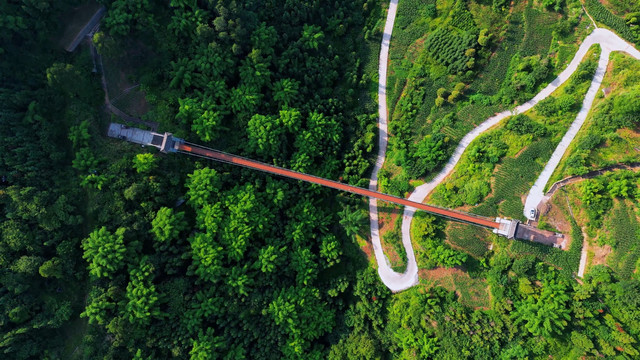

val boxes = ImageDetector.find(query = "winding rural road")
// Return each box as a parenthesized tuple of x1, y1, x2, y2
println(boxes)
(523, 30, 640, 220)
(369, 1, 640, 291)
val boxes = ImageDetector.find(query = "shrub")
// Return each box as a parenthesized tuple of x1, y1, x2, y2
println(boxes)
(505, 114, 547, 137)
(447, 90, 461, 103)
(424, 28, 477, 75)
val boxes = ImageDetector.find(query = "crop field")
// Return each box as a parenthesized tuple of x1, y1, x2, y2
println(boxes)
(493, 139, 554, 220)
(585, 0, 637, 44)
(446, 223, 491, 258)
(419, 268, 490, 309)
(605, 200, 640, 278)
(521, 7, 557, 57)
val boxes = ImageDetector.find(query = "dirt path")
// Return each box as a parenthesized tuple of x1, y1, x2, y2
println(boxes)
(89, 34, 158, 131)
(368, 0, 640, 291)
(542, 163, 640, 277)
(578, 237, 589, 277)
(545, 163, 640, 199)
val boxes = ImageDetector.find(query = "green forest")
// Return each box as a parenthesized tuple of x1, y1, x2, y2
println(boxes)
(2, 0, 640, 359)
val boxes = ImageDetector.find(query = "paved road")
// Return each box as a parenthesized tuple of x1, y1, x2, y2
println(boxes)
(369, 3, 640, 291)
(523, 29, 640, 220)
(368, 0, 417, 292)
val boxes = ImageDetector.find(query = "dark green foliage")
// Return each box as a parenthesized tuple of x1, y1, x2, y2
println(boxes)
(505, 114, 548, 137)
(499, 54, 551, 104)
(407, 133, 449, 178)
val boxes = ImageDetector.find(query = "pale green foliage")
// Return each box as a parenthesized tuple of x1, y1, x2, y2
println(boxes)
(38, 257, 63, 279)
(81, 288, 116, 325)
(133, 153, 157, 173)
(151, 207, 187, 242)
(81, 173, 110, 190)
(125, 257, 163, 324)
(11, 256, 43, 275)
(512, 267, 571, 338)
(189, 232, 224, 283)
(266, 286, 334, 357)
(68, 120, 90, 149)
(190, 328, 227, 360)
(258, 245, 284, 273)
(301, 24, 324, 50)
(247, 114, 285, 157)
(186, 167, 220, 208)
(319, 234, 342, 267)
(82, 227, 127, 278)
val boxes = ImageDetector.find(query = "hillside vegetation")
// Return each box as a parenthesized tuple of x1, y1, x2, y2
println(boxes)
(2, 0, 640, 359)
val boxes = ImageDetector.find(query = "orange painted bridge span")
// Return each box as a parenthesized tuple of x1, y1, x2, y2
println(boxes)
(178, 142, 500, 229)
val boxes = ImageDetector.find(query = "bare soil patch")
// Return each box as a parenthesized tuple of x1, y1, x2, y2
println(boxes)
(419, 267, 490, 309)
(591, 243, 612, 267)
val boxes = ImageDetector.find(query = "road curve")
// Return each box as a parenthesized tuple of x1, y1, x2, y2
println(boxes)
(369, 3, 640, 291)
(523, 29, 640, 220)
(368, 0, 416, 292)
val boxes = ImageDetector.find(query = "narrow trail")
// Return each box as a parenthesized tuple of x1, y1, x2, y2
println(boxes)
(544, 163, 640, 200)
(369, 0, 640, 291)
(89, 35, 158, 131)
(542, 163, 640, 278)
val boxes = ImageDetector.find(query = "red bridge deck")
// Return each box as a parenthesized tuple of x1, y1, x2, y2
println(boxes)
(177, 142, 500, 230)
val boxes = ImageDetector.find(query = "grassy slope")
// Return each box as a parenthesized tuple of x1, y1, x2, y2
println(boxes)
(549, 52, 640, 185)
(378, 0, 591, 270)
(428, 45, 600, 262)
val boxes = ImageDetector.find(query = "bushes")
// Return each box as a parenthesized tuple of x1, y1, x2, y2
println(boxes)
(606, 201, 640, 278)
(406, 133, 449, 178)
(424, 28, 477, 75)
(505, 114, 547, 137)
(499, 54, 550, 104)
